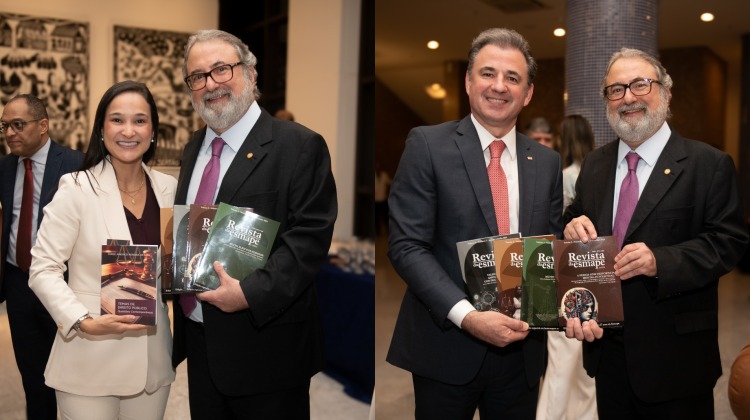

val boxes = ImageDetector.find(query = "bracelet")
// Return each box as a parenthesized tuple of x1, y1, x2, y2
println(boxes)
(73, 314, 92, 333)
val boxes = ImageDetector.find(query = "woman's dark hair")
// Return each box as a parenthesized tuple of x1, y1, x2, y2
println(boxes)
(79, 80, 159, 171)
(559, 114, 595, 168)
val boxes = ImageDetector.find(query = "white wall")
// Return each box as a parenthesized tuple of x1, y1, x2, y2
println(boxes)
(287, 0, 361, 241)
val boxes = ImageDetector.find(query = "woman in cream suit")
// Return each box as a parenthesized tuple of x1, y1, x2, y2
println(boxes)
(29, 81, 176, 419)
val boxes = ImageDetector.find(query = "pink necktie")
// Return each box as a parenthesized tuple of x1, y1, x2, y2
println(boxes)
(181, 137, 225, 316)
(613, 152, 640, 249)
(488, 140, 510, 235)
(16, 158, 33, 272)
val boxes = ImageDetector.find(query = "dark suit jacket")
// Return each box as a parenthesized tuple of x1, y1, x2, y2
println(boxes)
(386, 115, 563, 386)
(0, 140, 83, 301)
(564, 130, 749, 402)
(171, 109, 337, 396)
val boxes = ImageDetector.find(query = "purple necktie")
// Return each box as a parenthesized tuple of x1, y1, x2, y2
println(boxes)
(613, 152, 640, 249)
(181, 137, 225, 316)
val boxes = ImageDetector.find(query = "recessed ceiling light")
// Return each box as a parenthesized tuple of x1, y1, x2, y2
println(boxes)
(701, 12, 714, 22)
(553, 28, 566, 37)
(427, 40, 439, 50)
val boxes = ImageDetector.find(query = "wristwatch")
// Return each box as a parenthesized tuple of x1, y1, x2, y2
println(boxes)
(73, 314, 92, 333)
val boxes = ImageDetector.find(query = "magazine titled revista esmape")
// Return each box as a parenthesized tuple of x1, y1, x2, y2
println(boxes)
(552, 236, 624, 328)
(456, 233, 520, 312)
(191, 202, 279, 291)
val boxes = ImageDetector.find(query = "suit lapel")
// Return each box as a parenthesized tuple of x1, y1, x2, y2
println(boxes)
(455, 116, 496, 234)
(516, 134, 537, 235)
(216, 111, 270, 204)
(626, 133, 685, 239)
(95, 162, 132, 242)
(39, 142, 63, 227)
(592, 143, 618, 235)
(175, 128, 206, 205)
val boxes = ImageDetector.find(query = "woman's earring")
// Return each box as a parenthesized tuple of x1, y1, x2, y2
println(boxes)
(101, 136, 104, 142)
(151, 138, 155, 143)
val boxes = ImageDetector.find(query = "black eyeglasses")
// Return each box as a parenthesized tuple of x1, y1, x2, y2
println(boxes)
(0, 119, 42, 134)
(603, 78, 662, 101)
(184, 62, 245, 91)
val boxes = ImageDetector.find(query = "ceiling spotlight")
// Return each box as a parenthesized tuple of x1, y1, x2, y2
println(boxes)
(425, 83, 446, 99)
(427, 40, 439, 50)
(700, 12, 714, 22)
(553, 28, 566, 37)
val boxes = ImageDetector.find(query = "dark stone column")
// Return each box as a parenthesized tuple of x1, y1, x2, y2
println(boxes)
(565, 0, 659, 147)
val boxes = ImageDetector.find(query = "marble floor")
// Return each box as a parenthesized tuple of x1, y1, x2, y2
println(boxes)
(0, 301, 371, 420)
(374, 232, 750, 420)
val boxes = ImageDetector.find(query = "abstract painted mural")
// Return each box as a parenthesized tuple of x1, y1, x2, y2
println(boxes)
(0, 13, 89, 155)
(114, 25, 201, 166)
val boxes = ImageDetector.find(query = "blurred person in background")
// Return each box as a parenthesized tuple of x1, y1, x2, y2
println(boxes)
(537, 114, 597, 420)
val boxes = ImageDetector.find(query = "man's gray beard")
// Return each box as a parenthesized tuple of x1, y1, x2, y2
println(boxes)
(193, 82, 254, 131)
(607, 98, 669, 145)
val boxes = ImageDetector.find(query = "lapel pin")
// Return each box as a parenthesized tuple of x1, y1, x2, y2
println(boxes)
(247, 153, 253, 159)
(664, 169, 671, 175)
(527, 156, 533, 160)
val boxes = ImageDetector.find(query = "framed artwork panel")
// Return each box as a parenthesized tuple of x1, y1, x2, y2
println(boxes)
(0, 13, 89, 154)
(114, 25, 201, 167)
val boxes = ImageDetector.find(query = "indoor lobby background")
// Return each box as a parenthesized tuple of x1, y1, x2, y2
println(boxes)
(375, 0, 750, 419)
(0, 0, 374, 419)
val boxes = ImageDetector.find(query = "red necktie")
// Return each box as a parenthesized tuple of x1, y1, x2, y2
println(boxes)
(613, 152, 640, 249)
(181, 137, 226, 316)
(16, 158, 33, 272)
(488, 140, 510, 235)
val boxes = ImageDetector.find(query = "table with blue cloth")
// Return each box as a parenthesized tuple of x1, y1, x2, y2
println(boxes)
(314, 261, 374, 404)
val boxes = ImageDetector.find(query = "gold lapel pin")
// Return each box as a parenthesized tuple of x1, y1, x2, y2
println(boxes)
(527, 156, 533, 160)
(247, 153, 253, 159)
(664, 169, 671, 175)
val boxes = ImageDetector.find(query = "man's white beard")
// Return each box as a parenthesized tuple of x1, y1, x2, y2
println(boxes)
(607, 96, 669, 146)
(193, 82, 254, 132)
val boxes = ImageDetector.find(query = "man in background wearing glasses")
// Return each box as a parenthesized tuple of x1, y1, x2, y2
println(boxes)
(0, 94, 82, 420)
(563, 48, 748, 418)
(172, 29, 337, 419)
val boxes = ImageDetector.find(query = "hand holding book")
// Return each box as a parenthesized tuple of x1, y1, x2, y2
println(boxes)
(195, 261, 251, 313)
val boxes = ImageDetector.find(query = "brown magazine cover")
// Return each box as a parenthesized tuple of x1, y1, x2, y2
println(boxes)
(552, 236, 624, 328)
(492, 237, 523, 319)
(100, 240, 159, 326)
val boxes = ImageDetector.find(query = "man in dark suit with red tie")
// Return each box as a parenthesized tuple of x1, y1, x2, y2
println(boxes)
(0, 94, 83, 420)
(387, 28, 563, 419)
(171, 29, 337, 419)
(563, 48, 749, 418)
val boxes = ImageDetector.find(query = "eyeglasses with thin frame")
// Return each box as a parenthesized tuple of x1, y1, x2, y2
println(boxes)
(184, 62, 245, 91)
(603, 78, 662, 101)
(0, 119, 42, 134)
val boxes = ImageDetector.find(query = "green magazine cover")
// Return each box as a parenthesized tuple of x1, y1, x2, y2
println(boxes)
(521, 237, 560, 330)
(191, 202, 279, 290)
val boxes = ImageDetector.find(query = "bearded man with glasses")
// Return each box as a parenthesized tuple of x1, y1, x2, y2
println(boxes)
(172, 29, 337, 419)
(0, 94, 82, 420)
(562, 48, 748, 419)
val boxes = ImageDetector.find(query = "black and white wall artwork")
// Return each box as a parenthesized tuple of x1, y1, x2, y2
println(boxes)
(0, 13, 89, 155)
(114, 25, 201, 167)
